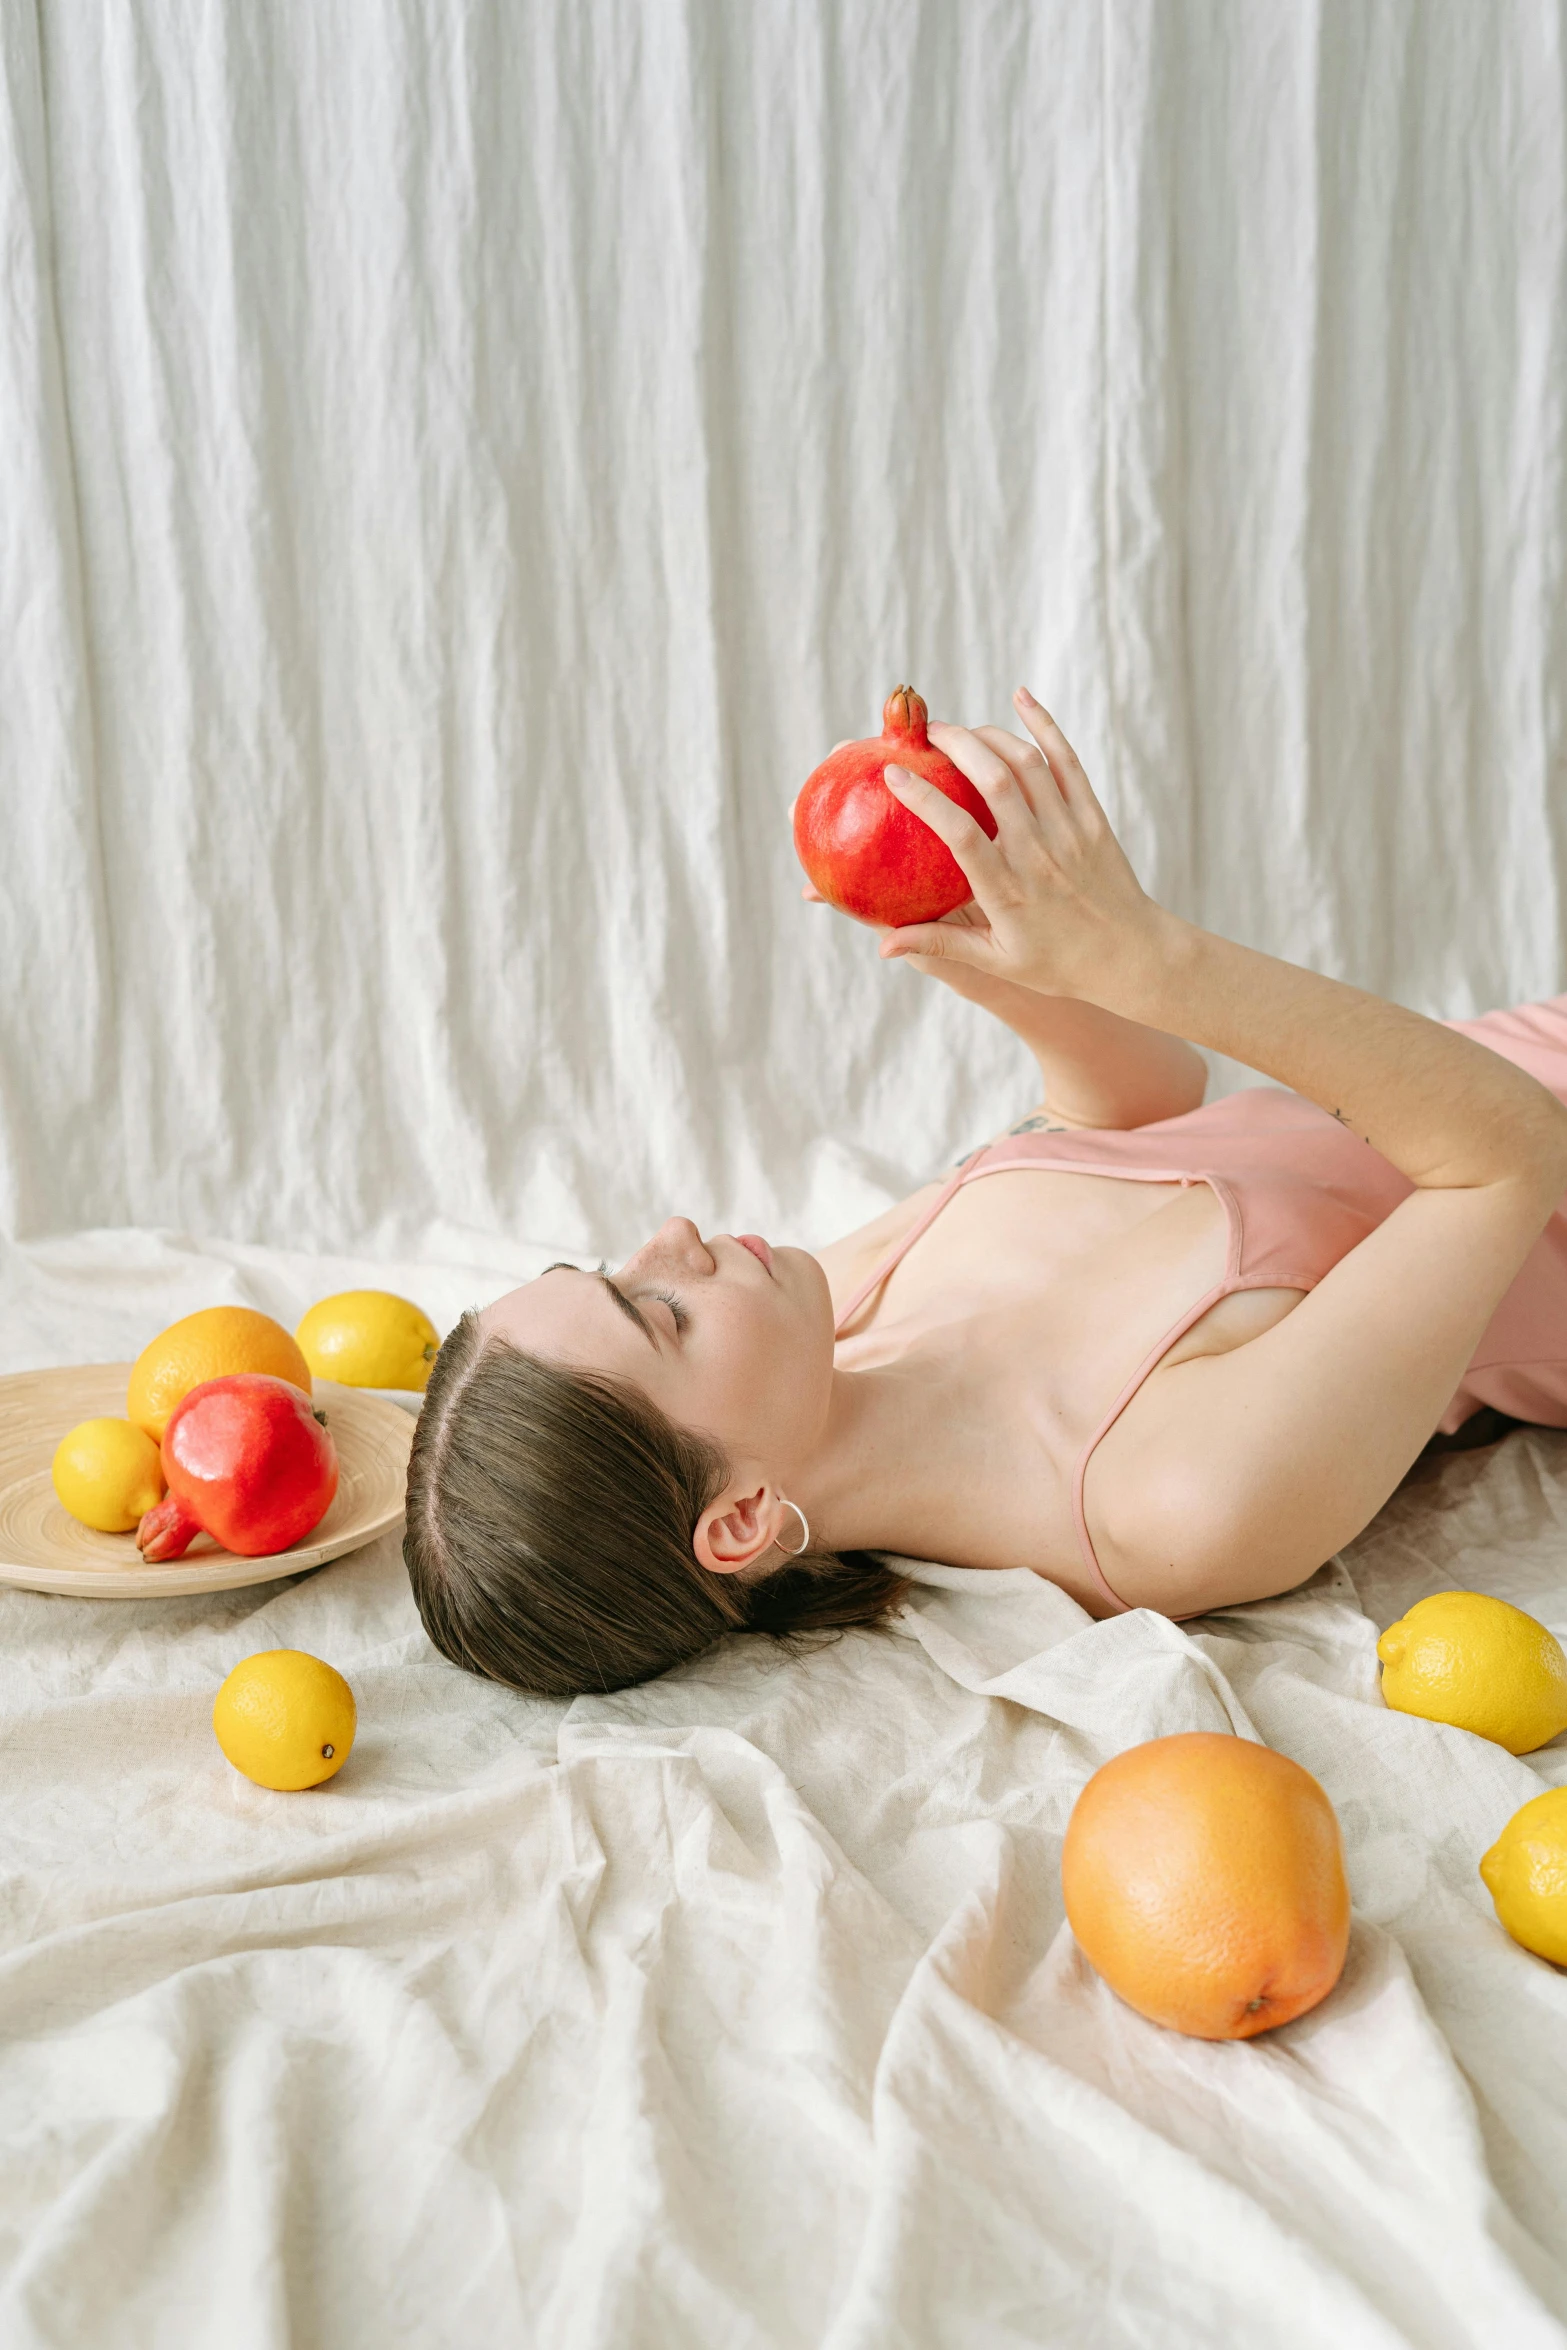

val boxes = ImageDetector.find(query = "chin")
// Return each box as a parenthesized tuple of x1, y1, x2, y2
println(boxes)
(775, 1242, 829, 1302)
(786, 1246, 839, 1353)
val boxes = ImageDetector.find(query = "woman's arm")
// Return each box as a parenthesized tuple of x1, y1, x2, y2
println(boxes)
(884, 925, 1207, 1132)
(881, 696, 1567, 1195)
(881, 693, 1567, 1607)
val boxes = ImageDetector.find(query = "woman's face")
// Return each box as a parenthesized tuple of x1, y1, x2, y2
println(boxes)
(480, 1219, 838, 1473)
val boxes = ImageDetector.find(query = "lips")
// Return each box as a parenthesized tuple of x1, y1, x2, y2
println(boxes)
(734, 1232, 774, 1274)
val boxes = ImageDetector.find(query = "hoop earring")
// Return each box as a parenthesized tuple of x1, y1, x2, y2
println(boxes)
(776, 1496, 811, 1559)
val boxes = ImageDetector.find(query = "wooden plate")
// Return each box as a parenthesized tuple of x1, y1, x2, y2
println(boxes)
(0, 1364, 417, 1598)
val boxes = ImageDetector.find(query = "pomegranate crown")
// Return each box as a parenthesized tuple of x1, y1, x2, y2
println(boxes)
(881, 685, 930, 744)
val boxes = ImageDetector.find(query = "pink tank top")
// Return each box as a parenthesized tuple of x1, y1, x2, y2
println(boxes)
(832, 996, 1567, 1614)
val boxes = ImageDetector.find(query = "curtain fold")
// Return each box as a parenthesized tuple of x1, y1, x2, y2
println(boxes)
(2, 1, 1563, 1257)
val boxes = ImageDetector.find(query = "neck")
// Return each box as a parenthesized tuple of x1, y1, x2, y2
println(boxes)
(789, 1357, 980, 1558)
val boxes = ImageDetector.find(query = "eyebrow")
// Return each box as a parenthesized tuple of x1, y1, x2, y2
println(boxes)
(540, 1262, 657, 1348)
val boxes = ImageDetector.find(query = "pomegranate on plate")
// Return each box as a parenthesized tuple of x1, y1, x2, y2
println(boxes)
(792, 686, 998, 927)
(136, 1373, 339, 1561)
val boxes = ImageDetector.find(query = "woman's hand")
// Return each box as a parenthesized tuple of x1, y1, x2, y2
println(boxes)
(800, 817, 1086, 1037)
(877, 691, 1170, 1005)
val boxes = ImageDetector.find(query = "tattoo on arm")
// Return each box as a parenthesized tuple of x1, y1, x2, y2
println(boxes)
(949, 1108, 1074, 1170)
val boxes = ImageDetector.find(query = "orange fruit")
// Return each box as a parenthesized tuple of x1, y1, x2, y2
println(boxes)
(1061, 1732, 1351, 2039)
(127, 1306, 312, 1442)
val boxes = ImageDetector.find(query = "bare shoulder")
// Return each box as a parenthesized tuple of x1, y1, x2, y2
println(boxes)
(1087, 1180, 1552, 1615)
(1086, 1409, 1328, 1618)
(1087, 1298, 1416, 1617)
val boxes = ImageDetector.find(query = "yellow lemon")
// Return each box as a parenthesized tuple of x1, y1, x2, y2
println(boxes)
(295, 1290, 439, 1391)
(213, 1650, 357, 1791)
(1377, 1591, 1567, 1756)
(51, 1417, 166, 1533)
(1480, 1788, 1567, 1967)
(129, 1306, 311, 1442)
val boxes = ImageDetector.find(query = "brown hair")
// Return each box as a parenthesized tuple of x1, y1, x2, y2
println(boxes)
(403, 1310, 910, 1695)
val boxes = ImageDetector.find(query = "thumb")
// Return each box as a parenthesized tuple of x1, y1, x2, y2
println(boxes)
(879, 917, 993, 967)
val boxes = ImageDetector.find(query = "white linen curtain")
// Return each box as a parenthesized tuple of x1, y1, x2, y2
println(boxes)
(3, 0, 1564, 1261)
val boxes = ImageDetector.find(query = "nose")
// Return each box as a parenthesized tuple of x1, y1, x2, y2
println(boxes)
(619, 1217, 716, 1280)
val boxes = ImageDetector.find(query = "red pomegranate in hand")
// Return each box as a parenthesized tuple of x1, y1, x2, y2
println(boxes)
(793, 686, 999, 926)
(136, 1374, 339, 1561)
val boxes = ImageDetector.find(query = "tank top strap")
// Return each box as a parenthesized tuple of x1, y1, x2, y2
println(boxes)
(833, 1160, 972, 1337)
(1069, 1267, 1237, 1615)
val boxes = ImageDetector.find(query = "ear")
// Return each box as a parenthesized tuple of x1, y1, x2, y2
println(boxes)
(693, 1480, 787, 1576)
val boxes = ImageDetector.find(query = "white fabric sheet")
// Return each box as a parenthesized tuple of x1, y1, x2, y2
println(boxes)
(1, 1231, 1566, 2348)
(4, 2, 1567, 1258)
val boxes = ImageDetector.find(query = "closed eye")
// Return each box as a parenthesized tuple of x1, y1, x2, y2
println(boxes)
(538, 1261, 661, 1348)
(637, 1287, 688, 1334)
(538, 1261, 688, 1342)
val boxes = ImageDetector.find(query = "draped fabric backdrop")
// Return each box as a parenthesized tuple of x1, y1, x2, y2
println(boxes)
(4, 0, 1565, 1265)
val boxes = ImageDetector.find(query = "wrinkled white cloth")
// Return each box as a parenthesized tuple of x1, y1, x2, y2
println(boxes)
(1, 1230, 1565, 2348)
(4, 2, 1567, 1258)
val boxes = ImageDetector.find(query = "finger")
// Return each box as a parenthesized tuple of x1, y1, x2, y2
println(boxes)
(925, 721, 1022, 801)
(1012, 689, 1105, 822)
(879, 915, 998, 969)
(916, 724, 1045, 857)
(883, 764, 1010, 902)
(800, 881, 826, 902)
(871, 934, 947, 982)
(970, 723, 1058, 813)
(872, 903, 983, 949)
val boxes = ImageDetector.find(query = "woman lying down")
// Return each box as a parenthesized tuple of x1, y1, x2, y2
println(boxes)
(404, 691, 1567, 1695)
